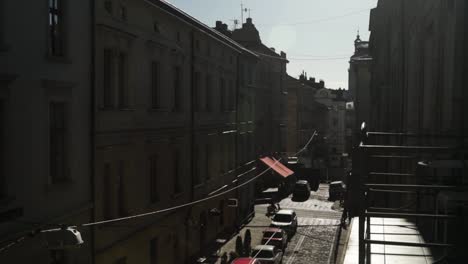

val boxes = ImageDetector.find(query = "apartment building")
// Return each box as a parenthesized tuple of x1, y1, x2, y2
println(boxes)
(0, 0, 93, 263)
(93, 0, 258, 262)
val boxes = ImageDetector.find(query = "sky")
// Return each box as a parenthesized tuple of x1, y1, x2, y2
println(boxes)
(166, 0, 378, 89)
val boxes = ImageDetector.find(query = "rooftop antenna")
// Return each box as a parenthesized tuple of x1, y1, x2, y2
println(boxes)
(241, 2, 249, 23)
(241, 2, 244, 24)
(230, 19, 239, 30)
(247, 8, 252, 18)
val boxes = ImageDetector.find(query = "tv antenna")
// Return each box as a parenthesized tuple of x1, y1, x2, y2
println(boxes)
(230, 19, 240, 30)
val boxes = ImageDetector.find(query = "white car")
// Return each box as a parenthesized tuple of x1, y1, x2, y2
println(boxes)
(251, 245, 283, 264)
(270, 209, 298, 236)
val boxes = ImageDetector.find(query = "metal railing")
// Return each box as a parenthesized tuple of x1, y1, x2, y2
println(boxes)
(350, 122, 468, 264)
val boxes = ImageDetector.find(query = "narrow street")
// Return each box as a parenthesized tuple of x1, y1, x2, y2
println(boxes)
(219, 184, 343, 264)
(279, 184, 342, 264)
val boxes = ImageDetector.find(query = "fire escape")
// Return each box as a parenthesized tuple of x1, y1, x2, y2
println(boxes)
(350, 123, 468, 264)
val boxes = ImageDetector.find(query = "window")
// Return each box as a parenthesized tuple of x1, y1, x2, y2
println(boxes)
(176, 31, 181, 42)
(173, 150, 182, 194)
(103, 163, 111, 219)
(194, 145, 202, 185)
(117, 52, 128, 108)
(149, 155, 159, 203)
(48, 0, 65, 57)
(103, 49, 113, 108)
(117, 160, 126, 217)
(104, 1, 112, 14)
(119, 4, 127, 21)
(206, 143, 212, 180)
(150, 237, 158, 264)
(151, 61, 160, 108)
(0, 100, 3, 197)
(50, 249, 68, 264)
(205, 74, 212, 111)
(153, 21, 160, 33)
(114, 257, 127, 264)
(220, 78, 226, 111)
(194, 71, 201, 111)
(173, 66, 182, 111)
(49, 102, 68, 184)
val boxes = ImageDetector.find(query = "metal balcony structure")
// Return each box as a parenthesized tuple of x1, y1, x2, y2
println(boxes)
(349, 123, 468, 264)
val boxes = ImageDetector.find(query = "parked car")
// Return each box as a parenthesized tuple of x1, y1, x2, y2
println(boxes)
(270, 209, 298, 236)
(261, 227, 288, 250)
(292, 180, 311, 201)
(250, 245, 283, 264)
(232, 257, 263, 264)
(329, 181, 346, 201)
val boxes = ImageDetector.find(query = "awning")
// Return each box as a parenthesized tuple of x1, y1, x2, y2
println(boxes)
(260, 157, 294, 178)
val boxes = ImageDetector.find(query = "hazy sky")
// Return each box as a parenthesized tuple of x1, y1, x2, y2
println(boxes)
(167, 0, 378, 89)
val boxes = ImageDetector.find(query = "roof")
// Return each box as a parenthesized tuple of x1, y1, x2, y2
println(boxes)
(232, 258, 259, 264)
(276, 209, 295, 215)
(146, 0, 258, 58)
(296, 180, 308, 185)
(260, 157, 294, 177)
(263, 227, 284, 233)
(253, 244, 276, 251)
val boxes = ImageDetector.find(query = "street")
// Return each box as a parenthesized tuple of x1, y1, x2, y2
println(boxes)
(219, 184, 343, 264)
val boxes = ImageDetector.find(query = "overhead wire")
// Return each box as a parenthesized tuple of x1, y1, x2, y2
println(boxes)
(2, 131, 318, 253)
(51, 130, 317, 229)
(257, 9, 370, 27)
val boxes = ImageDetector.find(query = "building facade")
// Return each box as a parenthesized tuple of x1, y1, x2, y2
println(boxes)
(0, 0, 93, 263)
(285, 75, 328, 168)
(230, 18, 289, 157)
(348, 34, 372, 135)
(93, 0, 258, 263)
(368, 0, 468, 135)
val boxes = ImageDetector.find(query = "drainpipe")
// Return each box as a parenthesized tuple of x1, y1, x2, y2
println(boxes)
(235, 54, 240, 227)
(89, 0, 96, 263)
(186, 29, 196, 264)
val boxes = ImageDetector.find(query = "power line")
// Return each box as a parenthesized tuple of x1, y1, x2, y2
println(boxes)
(59, 131, 317, 229)
(257, 9, 370, 27)
(288, 57, 349, 61)
(2, 132, 318, 253)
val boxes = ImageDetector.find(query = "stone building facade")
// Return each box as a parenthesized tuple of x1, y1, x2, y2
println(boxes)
(230, 18, 289, 157)
(0, 0, 93, 263)
(368, 0, 468, 135)
(93, 0, 258, 263)
(348, 34, 372, 135)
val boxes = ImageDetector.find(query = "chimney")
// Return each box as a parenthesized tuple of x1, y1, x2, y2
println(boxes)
(215, 21, 222, 29)
(222, 23, 228, 31)
(246, 17, 253, 24)
(270, 47, 276, 52)
(280, 51, 286, 58)
(319, 80, 325, 88)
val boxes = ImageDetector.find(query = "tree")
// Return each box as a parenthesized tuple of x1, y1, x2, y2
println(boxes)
(243, 229, 252, 256)
(235, 236, 244, 256)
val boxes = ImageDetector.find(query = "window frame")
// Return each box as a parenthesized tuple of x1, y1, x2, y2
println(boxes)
(150, 60, 160, 109)
(47, 0, 67, 58)
(48, 101, 69, 184)
(149, 155, 159, 204)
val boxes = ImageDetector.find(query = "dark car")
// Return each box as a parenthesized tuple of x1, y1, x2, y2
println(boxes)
(292, 180, 311, 201)
(329, 181, 346, 201)
(261, 227, 288, 250)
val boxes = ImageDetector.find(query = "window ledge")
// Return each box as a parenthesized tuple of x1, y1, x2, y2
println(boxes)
(45, 54, 72, 64)
(45, 178, 74, 192)
(194, 183, 205, 189)
(171, 192, 183, 199)
(0, 43, 10, 52)
(147, 108, 169, 113)
(0, 195, 16, 206)
(117, 107, 135, 111)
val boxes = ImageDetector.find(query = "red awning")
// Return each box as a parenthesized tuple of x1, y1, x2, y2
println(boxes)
(260, 157, 294, 178)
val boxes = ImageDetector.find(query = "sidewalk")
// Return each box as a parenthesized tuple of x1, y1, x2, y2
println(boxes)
(214, 207, 272, 262)
(343, 217, 434, 264)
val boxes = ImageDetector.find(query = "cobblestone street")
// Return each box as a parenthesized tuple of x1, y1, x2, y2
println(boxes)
(218, 184, 343, 264)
